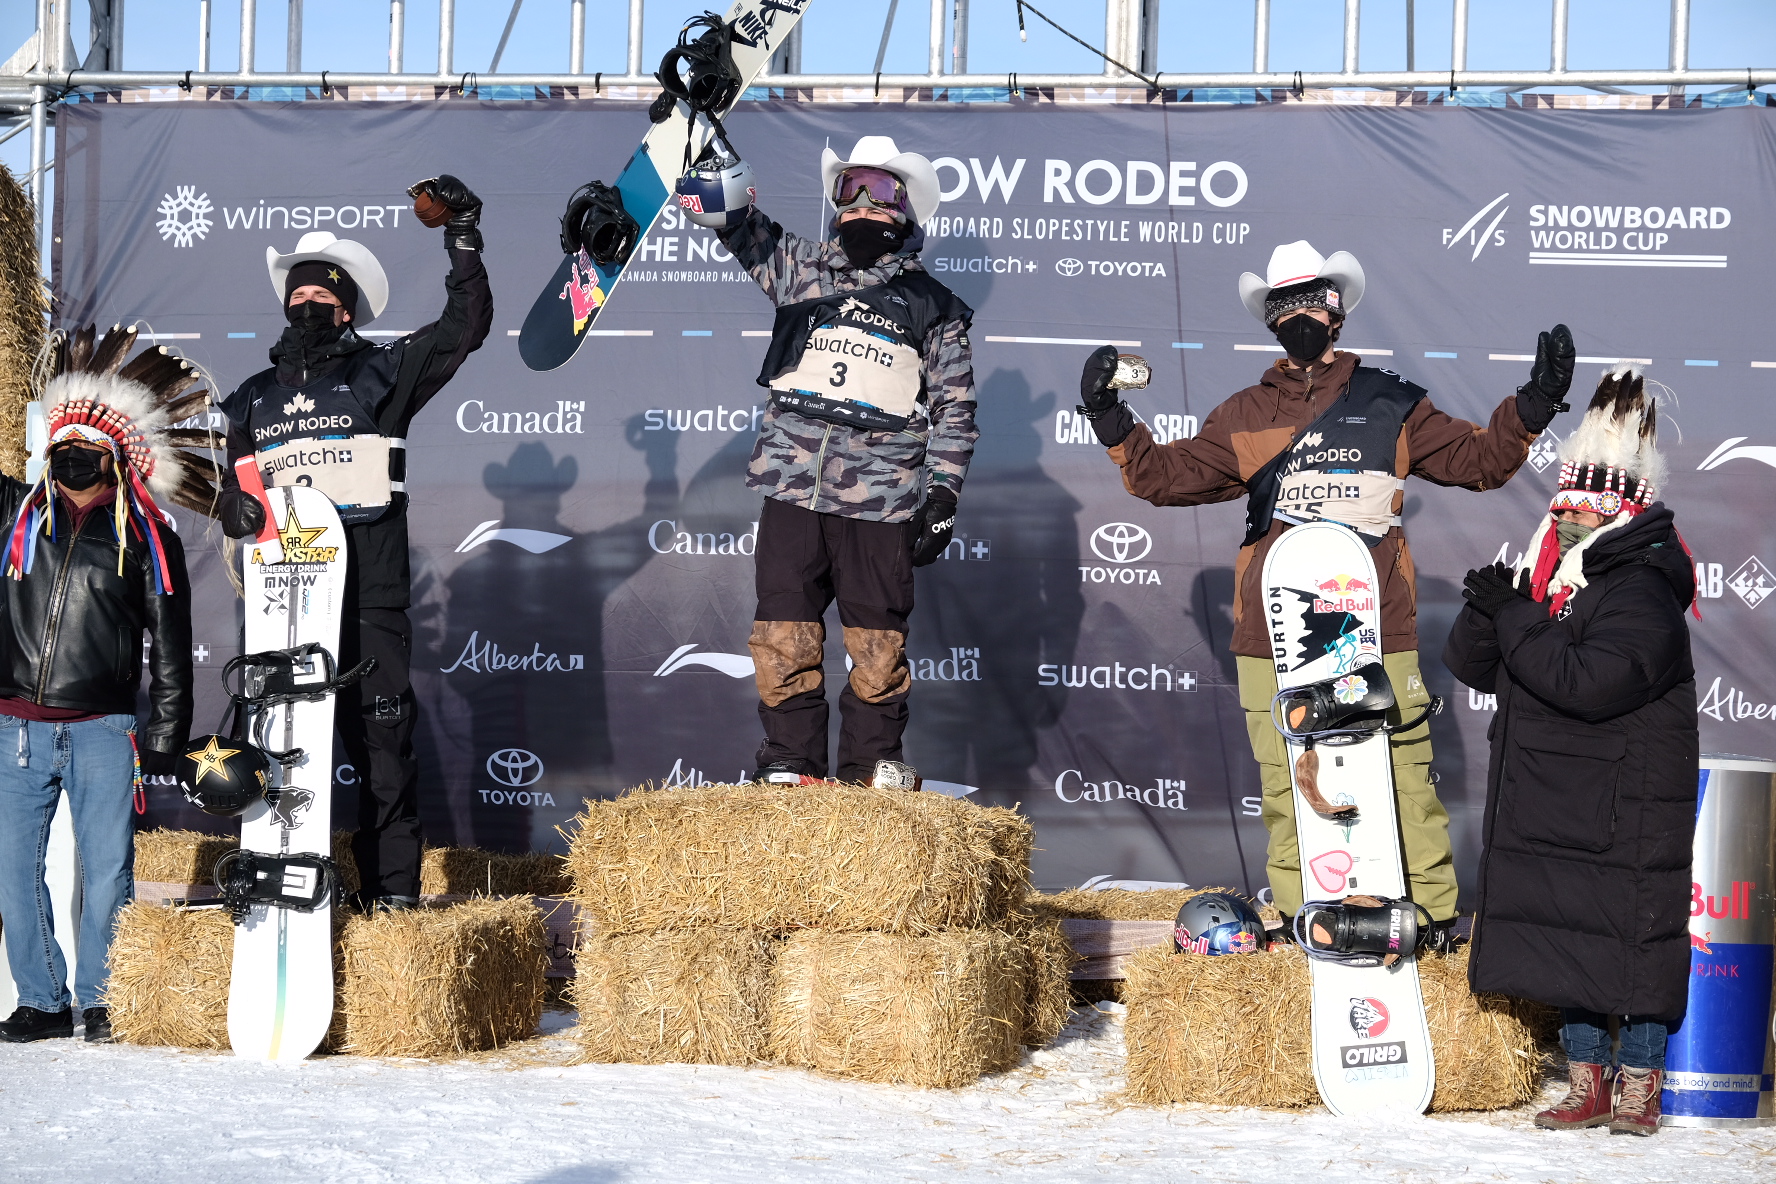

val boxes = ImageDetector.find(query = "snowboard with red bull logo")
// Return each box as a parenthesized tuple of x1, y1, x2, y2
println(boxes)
(1262, 520, 1436, 1116)
(517, 0, 813, 371)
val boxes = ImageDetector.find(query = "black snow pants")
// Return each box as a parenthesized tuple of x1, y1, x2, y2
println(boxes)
(750, 497, 914, 783)
(338, 608, 421, 899)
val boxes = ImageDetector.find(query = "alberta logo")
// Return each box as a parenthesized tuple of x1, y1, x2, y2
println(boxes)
(156, 185, 214, 247)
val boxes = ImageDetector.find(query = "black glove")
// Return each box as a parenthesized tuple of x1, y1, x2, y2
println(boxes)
(1077, 344, 1136, 447)
(1516, 323, 1574, 433)
(138, 748, 179, 779)
(1462, 561, 1527, 618)
(218, 489, 265, 539)
(909, 487, 959, 568)
(411, 174, 484, 251)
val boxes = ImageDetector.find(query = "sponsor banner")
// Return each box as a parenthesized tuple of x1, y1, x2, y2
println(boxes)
(57, 95, 1776, 891)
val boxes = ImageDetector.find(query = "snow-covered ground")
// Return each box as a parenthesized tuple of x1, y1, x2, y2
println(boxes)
(2, 1004, 1771, 1183)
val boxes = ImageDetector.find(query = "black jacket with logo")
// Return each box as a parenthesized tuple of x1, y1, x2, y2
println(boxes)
(0, 479, 193, 756)
(219, 244, 493, 609)
(1443, 505, 1698, 1018)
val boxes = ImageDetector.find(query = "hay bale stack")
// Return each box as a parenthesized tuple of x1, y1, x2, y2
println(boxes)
(0, 162, 46, 481)
(769, 929, 1026, 1088)
(1122, 944, 1553, 1110)
(570, 928, 776, 1066)
(419, 846, 571, 897)
(129, 827, 360, 895)
(564, 783, 1022, 935)
(1028, 885, 1231, 921)
(335, 897, 547, 1057)
(1002, 907, 1075, 1047)
(108, 898, 545, 1057)
(106, 902, 234, 1049)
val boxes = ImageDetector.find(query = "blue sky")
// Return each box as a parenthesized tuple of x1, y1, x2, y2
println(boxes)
(5, 2, 1775, 188)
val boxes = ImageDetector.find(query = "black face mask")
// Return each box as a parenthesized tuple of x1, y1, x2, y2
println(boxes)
(1274, 314, 1333, 363)
(49, 447, 112, 492)
(285, 298, 342, 334)
(837, 218, 909, 270)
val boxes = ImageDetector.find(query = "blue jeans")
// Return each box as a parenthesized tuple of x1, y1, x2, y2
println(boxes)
(1561, 1008, 1669, 1071)
(0, 714, 138, 1012)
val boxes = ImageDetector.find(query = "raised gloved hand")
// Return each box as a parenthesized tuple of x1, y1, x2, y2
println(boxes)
(217, 489, 266, 540)
(1078, 344, 1136, 448)
(410, 174, 484, 251)
(1462, 561, 1527, 618)
(909, 487, 958, 568)
(138, 748, 179, 779)
(1516, 323, 1574, 434)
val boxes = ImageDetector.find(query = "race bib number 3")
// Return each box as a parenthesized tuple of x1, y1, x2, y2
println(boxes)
(259, 435, 395, 510)
(772, 326, 922, 418)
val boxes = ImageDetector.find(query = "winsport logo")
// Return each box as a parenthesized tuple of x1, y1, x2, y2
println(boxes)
(156, 185, 215, 247)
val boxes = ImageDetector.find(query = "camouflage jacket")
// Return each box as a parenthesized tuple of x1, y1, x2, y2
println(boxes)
(718, 206, 977, 523)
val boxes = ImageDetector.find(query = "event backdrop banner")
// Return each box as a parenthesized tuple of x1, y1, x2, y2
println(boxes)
(52, 89, 1776, 897)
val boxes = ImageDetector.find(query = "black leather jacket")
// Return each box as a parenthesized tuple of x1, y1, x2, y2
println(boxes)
(0, 477, 193, 756)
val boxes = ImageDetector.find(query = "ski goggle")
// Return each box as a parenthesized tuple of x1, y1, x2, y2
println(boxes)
(833, 167, 910, 216)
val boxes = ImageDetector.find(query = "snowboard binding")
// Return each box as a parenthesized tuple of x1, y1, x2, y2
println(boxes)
(1293, 895, 1432, 968)
(221, 644, 377, 763)
(650, 12, 743, 125)
(560, 181, 641, 267)
(214, 849, 341, 923)
(1269, 660, 1444, 821)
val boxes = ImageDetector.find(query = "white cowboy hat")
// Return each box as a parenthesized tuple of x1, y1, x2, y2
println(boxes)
(265, 232, 390, 326)
(1237, 240, 1365, 324)
(820, 135, 942, 226)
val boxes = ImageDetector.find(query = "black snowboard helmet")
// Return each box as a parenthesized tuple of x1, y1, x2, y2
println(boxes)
(178, 734, 272, 817)
(1173, 891, 1267, 956)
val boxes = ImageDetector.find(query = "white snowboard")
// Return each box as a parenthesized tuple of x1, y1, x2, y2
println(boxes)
(227, 484, 347, 1061)
(1261, 520, 1435, 1117)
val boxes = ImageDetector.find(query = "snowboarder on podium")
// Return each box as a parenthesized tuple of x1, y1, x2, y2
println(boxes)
(1076, 240, 1575, 940)
(216, 176, 492, 909)
(1445, 366, 1697, 1136)
(676, 135, 976, 787)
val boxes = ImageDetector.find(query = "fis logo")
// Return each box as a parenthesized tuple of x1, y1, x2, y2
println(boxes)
(1348, 997, 1391, 1039)
(1444, 192, 1510, 261)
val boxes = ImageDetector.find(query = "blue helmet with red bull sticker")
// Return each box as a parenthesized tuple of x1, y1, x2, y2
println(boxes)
(1173, 891, 1266, 956)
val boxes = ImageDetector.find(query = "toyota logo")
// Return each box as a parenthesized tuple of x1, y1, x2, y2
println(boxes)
(1055, 257, 1084, 277)
(1090, 522, 1153, 564)
(486, 748, 545, 787)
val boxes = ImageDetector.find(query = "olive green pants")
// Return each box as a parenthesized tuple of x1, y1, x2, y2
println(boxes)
(1237, 651, 1458, 922)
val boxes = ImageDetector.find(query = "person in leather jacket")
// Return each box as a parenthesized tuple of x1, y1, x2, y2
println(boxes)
(0, 431, 193, 1045)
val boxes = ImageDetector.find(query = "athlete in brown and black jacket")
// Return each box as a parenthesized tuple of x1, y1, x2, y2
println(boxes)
(1078, 239, 1574, 929)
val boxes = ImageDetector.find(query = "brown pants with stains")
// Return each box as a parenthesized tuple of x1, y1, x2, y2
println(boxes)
(750, 497, 914, 782)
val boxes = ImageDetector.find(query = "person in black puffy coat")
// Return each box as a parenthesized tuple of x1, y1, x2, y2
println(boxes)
(1444, 365, 1697, 1137)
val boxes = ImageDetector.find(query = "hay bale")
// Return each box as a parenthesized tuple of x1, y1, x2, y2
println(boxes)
(334, 897, 547, 1057)
(570, 928, 776, 1066)
(769, 929, 1026, 1088)
(564, 783, 1025, 935)
(419, 845, 570, 897)
(977, 807, 1034, 922)
(1028, 885, 1236, 921)
(132, 828, 238, 885)
(1123, 944, 1317, 1107)
(0, 162, 46, 481)
(1122, 944, 1553, 1110)
(106, 902, 233, 1049)
(1002, 908, 1074, 1047)
(128, 827, 360, 895)
(1421, 948, 1556, 1111)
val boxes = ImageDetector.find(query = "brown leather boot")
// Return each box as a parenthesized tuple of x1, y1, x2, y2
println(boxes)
(1610, 1066, 1663, 1136)
(1534, 1061, 1615, 1130)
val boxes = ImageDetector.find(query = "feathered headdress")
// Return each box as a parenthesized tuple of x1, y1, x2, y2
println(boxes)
(1517, 365, 1685, 616)
(7, 324, 225, 595)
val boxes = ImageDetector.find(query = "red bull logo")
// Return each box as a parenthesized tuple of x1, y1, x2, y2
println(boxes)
(1690, 931, 1713, 954)
(1691, 879, 1756, 920)
(1312, 573, 1376, 614)
(558, 253, 607, 334)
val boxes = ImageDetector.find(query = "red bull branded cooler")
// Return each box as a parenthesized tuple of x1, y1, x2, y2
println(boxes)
(1663, 754, 1776, 1127)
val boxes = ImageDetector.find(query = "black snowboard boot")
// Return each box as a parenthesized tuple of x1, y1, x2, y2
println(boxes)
(374, 895, 421, 911)
(752, 761, 828, 786)
(0, 1005, 75, 1042)
(82, 1007, 113, 1043)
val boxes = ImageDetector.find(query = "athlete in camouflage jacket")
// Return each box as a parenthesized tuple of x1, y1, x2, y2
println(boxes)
(704, 136, 977, 785)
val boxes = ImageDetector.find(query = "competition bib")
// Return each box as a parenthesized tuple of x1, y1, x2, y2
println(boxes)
(771, 325, 923, 419)
(1274, 469, 1404, 538)
(257, 435, 404, 513)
